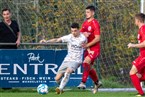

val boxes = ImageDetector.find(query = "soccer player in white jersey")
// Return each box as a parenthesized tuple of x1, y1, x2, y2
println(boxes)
(40, 23, 87, 94)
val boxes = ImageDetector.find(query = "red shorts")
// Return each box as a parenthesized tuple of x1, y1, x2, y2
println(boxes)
(132, 56, 145, 72)
(84, 50, 100, 64)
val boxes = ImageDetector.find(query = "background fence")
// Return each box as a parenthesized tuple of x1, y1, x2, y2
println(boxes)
(0, 0, 141, 88)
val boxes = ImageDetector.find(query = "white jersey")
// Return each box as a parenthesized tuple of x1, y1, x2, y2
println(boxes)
(61, 33, 87, 63)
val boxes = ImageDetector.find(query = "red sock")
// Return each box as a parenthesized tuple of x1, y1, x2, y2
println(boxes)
(89, 68, 98, 83)
(82, 63, 91, 83)
(130, 74, 144, 95)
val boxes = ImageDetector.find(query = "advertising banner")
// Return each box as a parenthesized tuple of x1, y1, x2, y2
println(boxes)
(0, 50, 92, 88)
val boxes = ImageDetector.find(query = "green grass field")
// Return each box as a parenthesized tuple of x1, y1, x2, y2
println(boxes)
(0, 91, 138, 97)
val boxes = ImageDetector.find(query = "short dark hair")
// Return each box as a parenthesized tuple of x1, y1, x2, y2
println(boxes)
(71, 23, 79, 29)
(2, 8, 11, 14)
(135, 13, 145, 23)
(86, 5, 95, 12)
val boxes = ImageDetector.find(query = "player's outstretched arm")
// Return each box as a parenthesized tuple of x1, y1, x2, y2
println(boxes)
(128, 41, 145, 48)
(39, 38, 62, 43)
(47, 38, 62, 43)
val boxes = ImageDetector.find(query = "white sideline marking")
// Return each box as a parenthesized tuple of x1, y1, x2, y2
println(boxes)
(94, 88, 145, 92)
(64, 88, 145, 92)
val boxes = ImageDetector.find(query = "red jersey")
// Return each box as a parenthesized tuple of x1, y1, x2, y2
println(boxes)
(138, 25, 145, 56)
(80, 19, 100, 52)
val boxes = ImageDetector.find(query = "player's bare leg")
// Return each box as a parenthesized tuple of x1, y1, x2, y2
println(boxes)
(55, 73, 64, 94)
(56, 68, 73, 94)
(55, 73, 63, 85)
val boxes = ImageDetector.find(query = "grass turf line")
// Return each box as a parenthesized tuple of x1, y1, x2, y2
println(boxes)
(0, 91, 138, 97)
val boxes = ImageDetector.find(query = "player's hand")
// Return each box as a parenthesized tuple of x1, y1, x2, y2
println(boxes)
(39, 39, 47, 43)
(127, 43, 135, 48)
(82, 43, 88, 49)
(83, 32, 91, 38)
(16, 39, 21, 47)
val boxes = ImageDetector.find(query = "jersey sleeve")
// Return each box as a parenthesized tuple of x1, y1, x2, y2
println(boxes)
(92, 21, 100, 35)
(15, 21, 20, 32)
(60, 34, 70, 42)
(141, 27, 145, 41)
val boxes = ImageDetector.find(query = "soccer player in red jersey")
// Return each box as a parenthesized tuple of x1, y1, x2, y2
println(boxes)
(128, 13, 145, 96)
(77, 5, 102, 94)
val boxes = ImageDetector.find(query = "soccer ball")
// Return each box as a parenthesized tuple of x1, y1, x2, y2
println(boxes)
(37, 84, 48, 94)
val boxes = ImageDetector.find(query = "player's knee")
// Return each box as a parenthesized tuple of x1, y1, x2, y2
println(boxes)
(129, 66, 138, 75)
(129, 70, 136, 75)
(83, 60, 91, 64)
(83, 56, 91, 64)
(66, 68, 73, 73)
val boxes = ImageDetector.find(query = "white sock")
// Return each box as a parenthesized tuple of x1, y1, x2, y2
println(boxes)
(59, 72, 70, 90)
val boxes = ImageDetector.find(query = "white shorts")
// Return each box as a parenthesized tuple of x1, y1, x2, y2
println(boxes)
(57, 61, 81, 74)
